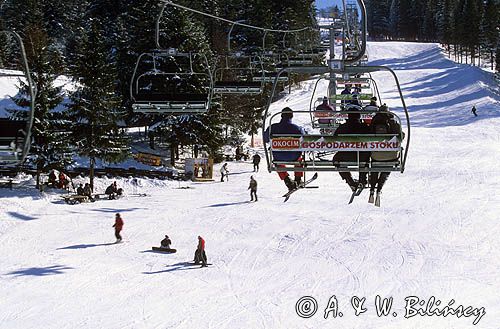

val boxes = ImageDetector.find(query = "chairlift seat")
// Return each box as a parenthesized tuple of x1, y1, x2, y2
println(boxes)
(135, 92, 208, 103)
(213, 81, 262, 94)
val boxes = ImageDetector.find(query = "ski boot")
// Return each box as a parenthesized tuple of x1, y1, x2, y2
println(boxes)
(368, 190, 375, 203)
(294, 176, 303, 188)
(375, 191, 381, 207)
(284, 176, 297, 191)
(347, 178, 358, 192)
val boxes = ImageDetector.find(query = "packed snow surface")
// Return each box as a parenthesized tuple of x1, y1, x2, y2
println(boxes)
(0, 42, 499, 329)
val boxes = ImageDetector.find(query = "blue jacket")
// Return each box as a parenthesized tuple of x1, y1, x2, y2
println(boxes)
(264, 118, 304, 161)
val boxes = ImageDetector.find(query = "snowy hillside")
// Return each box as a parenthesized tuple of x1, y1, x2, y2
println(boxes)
(0, 42, 499, 329)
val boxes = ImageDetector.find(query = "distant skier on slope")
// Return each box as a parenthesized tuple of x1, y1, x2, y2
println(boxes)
(220, 163, 229, 182)
(471, 106, 478, 117)
(113, 213, 124, 243)
(248, 176, 258, 202)
(252, 153, 261, 172)
(263, 107, 306, 191)
(194, 236, 207, 267)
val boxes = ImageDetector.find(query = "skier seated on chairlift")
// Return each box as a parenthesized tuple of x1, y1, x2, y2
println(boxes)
(363, 96, 379, 112)
(333, 111, 371, 192)
(315, 96, 335, 125)
(263, 107, 306, 191)
(368, 104, 403, 205)
(340, 85, 352, 108)
(349, 93, 363, 107)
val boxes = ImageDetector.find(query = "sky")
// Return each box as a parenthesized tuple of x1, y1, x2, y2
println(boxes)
(315, 0, 343, 9)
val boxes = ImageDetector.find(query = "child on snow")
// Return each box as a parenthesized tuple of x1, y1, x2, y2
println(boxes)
(220, 163, 229, 182)
(113, 213, 124, 242)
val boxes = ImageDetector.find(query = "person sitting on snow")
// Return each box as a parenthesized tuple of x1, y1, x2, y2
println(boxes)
(161, 235, 172, 249)
(76, 184, 84, 196)
(105, 181, 123, 200)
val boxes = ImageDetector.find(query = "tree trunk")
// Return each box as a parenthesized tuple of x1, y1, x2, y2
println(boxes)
(36, 170, 41, 191)
(90, 157, 95, 192)
(170, 143, 176, 166)
(250, 133, 254, 148)
(491, 50, 494, 71)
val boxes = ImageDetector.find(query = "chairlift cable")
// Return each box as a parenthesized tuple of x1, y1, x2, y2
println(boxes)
(162, 1, 313, 34)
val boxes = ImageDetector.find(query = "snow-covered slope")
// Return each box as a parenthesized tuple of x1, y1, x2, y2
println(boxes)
(0, 42, 499, 329)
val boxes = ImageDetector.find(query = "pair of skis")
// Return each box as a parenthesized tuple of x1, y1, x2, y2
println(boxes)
(281, 173, 382, 206)
(282, 173, 318, 202)
(349, 185, 381, 207)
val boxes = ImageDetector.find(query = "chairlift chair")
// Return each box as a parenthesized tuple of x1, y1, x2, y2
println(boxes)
(130, 48, 213, 114)
(212, 53, 265, 95)
(262, 64, 410, 175)
(0, 31, 36, 165)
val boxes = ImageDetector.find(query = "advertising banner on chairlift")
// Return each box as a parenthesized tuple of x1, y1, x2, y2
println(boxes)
(271, 136, 400, 152)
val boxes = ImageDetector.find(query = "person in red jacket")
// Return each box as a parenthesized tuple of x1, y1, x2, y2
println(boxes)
(194, 236, 207, 267)
(113, 213, 124, 242)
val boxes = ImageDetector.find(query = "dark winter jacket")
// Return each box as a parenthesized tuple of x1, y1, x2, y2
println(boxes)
(76, 186, 84, 196)
(263, 118, 305, 161)
(248, 178, 257, 191)
(370, 112, 402, 161)
(333, 116, 371, 163)
(197, 237, 205, 251)
(252, 154, 261, 164)
(105, 184, 115, 195)
(161, 238, 172, 248)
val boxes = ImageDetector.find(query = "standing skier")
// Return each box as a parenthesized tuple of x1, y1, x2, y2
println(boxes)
(194, 236, 207, 267)
(248, 176, 258, 202)
(252, 153, 261, 172)
(471, 106, 478, 117)
(263, 107, 305, 191)
(113, 213, 124, 243)
(220, 163, 229, 182)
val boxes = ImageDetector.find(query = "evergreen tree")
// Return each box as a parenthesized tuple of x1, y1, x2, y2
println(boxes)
(480, 0, 499, 69)
(423, 0, 438, 41)
(437, 0, 454, 48)
(389, 0, 401, 39)
(67, 17, 129, 190)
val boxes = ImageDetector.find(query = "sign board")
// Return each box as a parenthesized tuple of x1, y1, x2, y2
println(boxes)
(134, 153, 162, 166)
(270, 136, 400, 152)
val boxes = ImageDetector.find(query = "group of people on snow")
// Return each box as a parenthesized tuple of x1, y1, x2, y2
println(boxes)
(105, 181, 123, 200)
(76, 183, 94, 200)
(111, 213, 208, 267)
(48, 170, 70, 190)
(264, 102, 403, 200)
